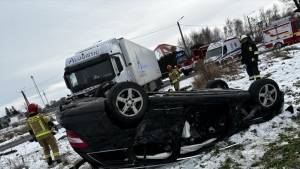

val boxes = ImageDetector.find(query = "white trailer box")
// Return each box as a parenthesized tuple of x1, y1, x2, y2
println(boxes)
(64, 38, 162, 95)
(119, 39, 161, 86)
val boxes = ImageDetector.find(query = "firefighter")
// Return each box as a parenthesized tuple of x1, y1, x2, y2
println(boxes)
(167, 65, 180, 91)
(27, 103, 61, 166)
(240, 35, 261, 80)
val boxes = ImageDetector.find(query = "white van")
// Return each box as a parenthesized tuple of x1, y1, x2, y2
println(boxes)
(205, 37, 241, 66)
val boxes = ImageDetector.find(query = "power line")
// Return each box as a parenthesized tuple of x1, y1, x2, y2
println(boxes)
(24, 72, 63, 92)
(129, 24, 177, 40)
(180, 24, 225, 27)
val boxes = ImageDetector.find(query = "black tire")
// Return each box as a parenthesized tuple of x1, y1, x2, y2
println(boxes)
(106, 82, 148, 126)
(183, 70, 189, 76)
(205, 80, 229, 89)
(248, 79, 280, 111)
(274, 42, 283, 49)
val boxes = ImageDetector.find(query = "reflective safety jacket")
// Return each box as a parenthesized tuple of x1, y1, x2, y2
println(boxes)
(27, 114, 52, 140)
(169, 69, 180, 84)
(241, 41, 259, 63)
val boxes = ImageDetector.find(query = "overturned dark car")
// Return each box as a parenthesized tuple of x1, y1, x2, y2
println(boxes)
(57, 78, 284, 169)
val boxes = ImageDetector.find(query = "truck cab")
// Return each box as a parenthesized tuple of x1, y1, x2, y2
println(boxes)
(175, 46, 207, 76)
(64, 39, 128, 96)
(64, 38, 162, 97)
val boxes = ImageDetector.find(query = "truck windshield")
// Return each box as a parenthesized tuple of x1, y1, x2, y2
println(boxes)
(176, 56, 186, 64)
(205, 47, 222, 59)
(66, 59, 115, 91)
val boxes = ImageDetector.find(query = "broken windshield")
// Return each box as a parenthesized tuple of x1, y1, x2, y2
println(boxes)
(66, 59, 115, 92)
(205, 47, 222, 59)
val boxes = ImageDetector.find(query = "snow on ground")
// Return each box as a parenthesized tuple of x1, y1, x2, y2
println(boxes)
(160, 44, 300, 169)
(0, 45, 300, 169)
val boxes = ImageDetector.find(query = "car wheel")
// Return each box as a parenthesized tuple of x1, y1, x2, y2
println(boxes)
(248, 79, 280, 111)
(205, 80, 229, 89)
(106, 82, 148, 126)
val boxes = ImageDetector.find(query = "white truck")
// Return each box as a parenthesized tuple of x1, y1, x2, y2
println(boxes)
(63, 38, 162, 96)
(262, 17, 300, 49)
(205, 37, 241, 66)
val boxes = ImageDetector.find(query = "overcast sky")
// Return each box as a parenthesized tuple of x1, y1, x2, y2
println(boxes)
(0, 0, 284, 117)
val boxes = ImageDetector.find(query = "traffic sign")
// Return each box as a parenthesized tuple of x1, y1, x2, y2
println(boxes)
(257, 21, 263, 27)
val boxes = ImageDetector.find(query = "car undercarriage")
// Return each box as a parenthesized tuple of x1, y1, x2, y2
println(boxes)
(57, 78, 284, 169)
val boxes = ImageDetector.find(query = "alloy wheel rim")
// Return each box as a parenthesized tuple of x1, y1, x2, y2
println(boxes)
(258, 84, 277, 107)
(116, 88, 143, 116)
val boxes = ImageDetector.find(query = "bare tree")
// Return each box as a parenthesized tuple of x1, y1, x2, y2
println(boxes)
(280, 0, 300, 10)
(223, 26, 228, 37)
(233, 19, 244, 36)
(259, 8, 267, 26)
(272, 3, 280, 20)
(177, 34, 193, 48)
(265, 9, 273, 24)
(225, 18, 234, 37)
(189, 30, 201, 45)
(203, 27, 213, 44)
(212, 27, 221, 42)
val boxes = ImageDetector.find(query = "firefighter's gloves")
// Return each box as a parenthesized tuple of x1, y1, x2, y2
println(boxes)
(252, 58, 255, 62)
(55, 126, 59, 132)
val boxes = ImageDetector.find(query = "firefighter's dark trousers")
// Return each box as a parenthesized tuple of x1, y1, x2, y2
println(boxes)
(38, 134, 60, 162)
(245, 60, 260, 80)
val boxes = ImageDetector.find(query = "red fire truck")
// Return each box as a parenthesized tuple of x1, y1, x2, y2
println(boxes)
(175, 45, 209, 76)
(263, 17, 300, 49)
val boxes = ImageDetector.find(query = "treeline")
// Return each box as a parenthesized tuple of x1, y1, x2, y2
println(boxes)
(5, 106, 21, 117)
(177, 4, 299, 48)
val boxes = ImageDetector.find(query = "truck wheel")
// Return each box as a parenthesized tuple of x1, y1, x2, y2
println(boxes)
(274, 42, 283, 49)
(248, 79, 280, 111)
(106, 82, 148, 126)
(205, 80, 229, 89)
(183, 70, 189, 76)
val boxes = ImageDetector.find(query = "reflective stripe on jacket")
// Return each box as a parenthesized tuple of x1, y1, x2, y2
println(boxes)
(27, 114, 51, 140)
(169, 69, 180, 84)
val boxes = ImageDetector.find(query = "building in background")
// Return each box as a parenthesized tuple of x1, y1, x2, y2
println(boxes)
(154, 44, 184, 58)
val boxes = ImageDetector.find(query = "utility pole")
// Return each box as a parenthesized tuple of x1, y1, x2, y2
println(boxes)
(31, 75, 45, 107)
(43, 91, 50, 106)
(20, 87, 30, 107)
(177, 16, 190, 58)
(247, 11, 255, 37)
